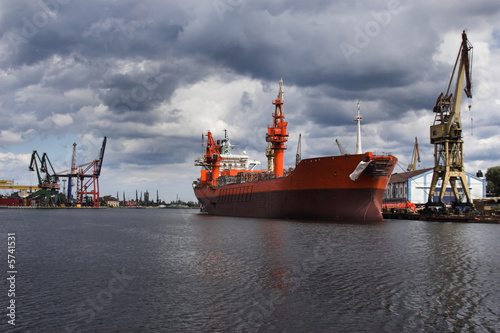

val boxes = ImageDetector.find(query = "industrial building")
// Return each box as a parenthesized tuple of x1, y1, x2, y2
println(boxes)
(384, 168, 486, 206)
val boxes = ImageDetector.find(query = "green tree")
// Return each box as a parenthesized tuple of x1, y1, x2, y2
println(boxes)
(486, 166, 500, 196)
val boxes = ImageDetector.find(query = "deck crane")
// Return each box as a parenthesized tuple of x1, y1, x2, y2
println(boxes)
(407, 137, 421, 171)
(265, 141, 274, 172)
(296, 133, 302, 167)
(76, 136, 107, 207)
(194, 131, 223, 187)
(204, 131, 222, 186)
(336, 139, 348, 155)
(426, 30, 474, 209)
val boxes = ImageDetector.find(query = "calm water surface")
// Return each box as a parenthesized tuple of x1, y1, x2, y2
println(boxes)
(1, 208, 499, 332)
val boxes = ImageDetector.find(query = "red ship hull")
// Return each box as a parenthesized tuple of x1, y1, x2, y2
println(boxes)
(194, 153, 397, 221)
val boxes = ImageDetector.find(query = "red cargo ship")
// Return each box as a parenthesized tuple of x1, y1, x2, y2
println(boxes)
(193, 79, 397, 221)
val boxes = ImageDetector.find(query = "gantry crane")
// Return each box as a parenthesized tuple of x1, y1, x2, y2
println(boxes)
(426, 30, 474, 209)
(76, 136, 107, 207)
(266, 77, 289, 177)
(0, 180, 39, 191)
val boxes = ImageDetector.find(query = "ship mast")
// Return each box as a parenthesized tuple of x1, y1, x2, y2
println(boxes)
(266, 78, 289, 177)
(355, 100, 362, 154)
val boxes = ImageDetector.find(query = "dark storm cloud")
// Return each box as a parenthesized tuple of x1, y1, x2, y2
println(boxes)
(118, 136, 200, 165)
(176, 0, 432, 88)
(1, 0, 498, 178)
(1, 0, 185, 67)
(0, 0, 445, 122)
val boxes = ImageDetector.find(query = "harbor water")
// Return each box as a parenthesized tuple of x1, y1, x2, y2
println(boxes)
(1, 208, 499, 332)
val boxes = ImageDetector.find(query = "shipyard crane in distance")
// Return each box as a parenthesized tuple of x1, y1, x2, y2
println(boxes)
(407, 137, 421, 171)
(426, 30, 474, 209)
(28, 151, 60, 190)
(76, 136, 107, 207)
(67, 142, 77, 201)
(28, 151, 61, 205)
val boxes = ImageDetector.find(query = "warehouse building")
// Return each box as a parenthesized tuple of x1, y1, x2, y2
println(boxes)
(384, 168, 486, 205)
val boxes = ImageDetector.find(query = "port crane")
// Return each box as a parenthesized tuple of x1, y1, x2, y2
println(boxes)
(75, 136, 107, 207)
(53, 137, 107, 207)
(426, 30, 474, 209)
(28, 151, 61, 205)
(407, 137, 421, 171)
(67, 142, 77, 201)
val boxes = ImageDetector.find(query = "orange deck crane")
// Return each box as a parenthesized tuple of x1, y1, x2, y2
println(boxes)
(202, 131, 222, 186)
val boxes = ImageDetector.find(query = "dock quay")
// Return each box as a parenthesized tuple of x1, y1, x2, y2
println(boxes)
(383, 212, 500, 224)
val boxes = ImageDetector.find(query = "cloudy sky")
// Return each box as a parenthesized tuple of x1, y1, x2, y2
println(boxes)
(1, 0, 499, 202)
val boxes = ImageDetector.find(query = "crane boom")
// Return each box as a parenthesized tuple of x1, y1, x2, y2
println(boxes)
(296, 133, 301, 167)
(96, 136, 107, 177)
(68, 142, 77, 201)
(336, 139, 347, 155)
(407, 137, 420, 171)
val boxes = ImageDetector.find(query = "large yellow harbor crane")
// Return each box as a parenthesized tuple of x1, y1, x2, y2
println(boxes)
(426, 30, 474, 209)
